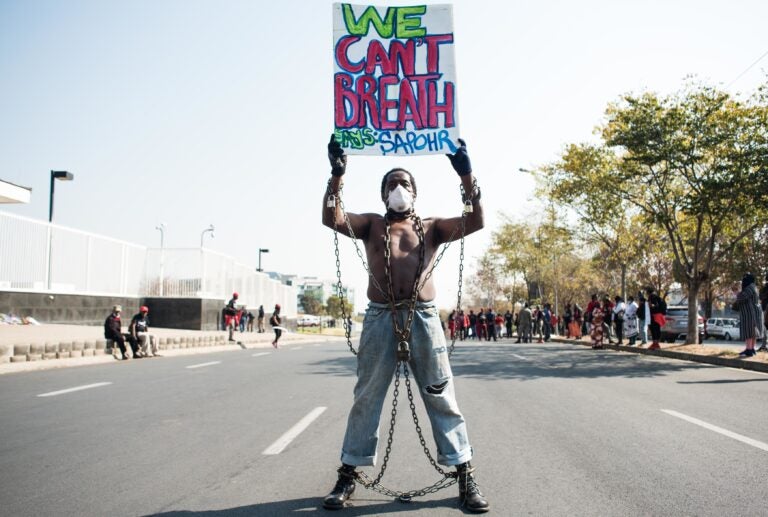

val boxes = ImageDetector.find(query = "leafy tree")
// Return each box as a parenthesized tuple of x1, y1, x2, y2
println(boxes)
(326, 294, 353, 319)
(543, 80, 768, 343)
(299, 289, 324, 315)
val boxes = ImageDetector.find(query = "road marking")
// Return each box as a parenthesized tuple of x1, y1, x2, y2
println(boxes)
(252, 352, 270, 357)
(661, 409, 768, 452)
(263, 406, 327, 455)
(512, 354, 527, 360)
(290, 346, 303, 351)
(186, 361, 221, 369)
(37, 382, 112, 398)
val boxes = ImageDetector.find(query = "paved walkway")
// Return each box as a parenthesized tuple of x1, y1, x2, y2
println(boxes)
(0, 324, 345, 375)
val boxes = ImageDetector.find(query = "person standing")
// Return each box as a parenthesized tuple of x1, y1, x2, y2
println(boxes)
(246, 309, 255, 332)
(518, 303, 533, 343)
(613, 296, 625, 345)
(646, 287, 666, 350)
(637, 292, 649, 346)
(504, 309, 513, 339)
(732, 273, 764, 358)
(224, 293, 239, 342)
(623, 296, 639, 346)
(759, 273, 768, 352)
(270, 304, 282, 349)
(590, 303, 605, 349)
(563, 304, 572, 338)
(320, 136, 489, 512)
(448, 310, 457, 340)
(485, 307, 497, 342)
(257, 305, 266, 333)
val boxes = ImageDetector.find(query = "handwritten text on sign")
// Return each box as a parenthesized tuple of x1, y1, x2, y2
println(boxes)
(333, 3, 459, 156)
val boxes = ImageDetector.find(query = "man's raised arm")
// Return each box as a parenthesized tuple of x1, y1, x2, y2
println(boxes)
(322, 134, 371, 239)
(434, 138, 484, 243)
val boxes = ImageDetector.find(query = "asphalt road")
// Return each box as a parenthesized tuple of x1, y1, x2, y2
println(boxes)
(1, 339, 767, 516)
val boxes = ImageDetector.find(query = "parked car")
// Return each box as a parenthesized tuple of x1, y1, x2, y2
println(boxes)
(297, 315, 321, 327)
(660, 306, 705, 343)
(705, 317, 740, 340)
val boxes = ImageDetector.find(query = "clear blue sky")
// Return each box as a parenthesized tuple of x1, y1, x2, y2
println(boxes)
(1, 0, 766, 311)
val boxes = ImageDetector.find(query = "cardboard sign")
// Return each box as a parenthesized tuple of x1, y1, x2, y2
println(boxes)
(332, 3, 460, 156)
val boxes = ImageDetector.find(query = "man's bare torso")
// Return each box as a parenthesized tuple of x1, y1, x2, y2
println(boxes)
(364, 215, 438, 303)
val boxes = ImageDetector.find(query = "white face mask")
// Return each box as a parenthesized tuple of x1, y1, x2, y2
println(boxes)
(386, 185, 414, 212)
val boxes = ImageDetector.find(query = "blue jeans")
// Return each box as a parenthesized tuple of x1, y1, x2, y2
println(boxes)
(341, 301, 473, 467)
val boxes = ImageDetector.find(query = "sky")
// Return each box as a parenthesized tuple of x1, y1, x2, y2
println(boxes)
(1, 0, 767, 312)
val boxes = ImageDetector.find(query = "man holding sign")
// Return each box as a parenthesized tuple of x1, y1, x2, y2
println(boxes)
(320, 134, 488, 512)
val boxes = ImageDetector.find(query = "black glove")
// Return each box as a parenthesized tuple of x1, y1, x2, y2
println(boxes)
(446, 138, 472, 176)
(328, 134, 347, 177)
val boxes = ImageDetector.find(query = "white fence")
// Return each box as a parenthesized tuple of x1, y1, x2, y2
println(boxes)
(0, 211, 296, 315)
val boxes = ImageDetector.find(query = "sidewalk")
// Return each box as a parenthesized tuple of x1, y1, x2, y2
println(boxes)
(0, 324, 345, 375)
(549, 334, 768, 373)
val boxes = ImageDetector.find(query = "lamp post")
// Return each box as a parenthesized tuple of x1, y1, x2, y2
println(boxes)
(257, 248, 270, 272)
(200, 224, 215, 248)
(156, 223, 166, 296)
(47, 170, 74, 290)
(49, 170, 74, 223)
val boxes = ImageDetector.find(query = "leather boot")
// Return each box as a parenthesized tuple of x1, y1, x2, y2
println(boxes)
(457, 462, 489, 513)
(323, 464, 357, 510)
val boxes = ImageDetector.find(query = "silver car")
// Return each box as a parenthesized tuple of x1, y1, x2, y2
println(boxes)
(660, 306, 705, 343)
(705, 317, 740, 340)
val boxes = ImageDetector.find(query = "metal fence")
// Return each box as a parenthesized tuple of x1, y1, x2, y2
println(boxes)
(0, 210, 296, 314)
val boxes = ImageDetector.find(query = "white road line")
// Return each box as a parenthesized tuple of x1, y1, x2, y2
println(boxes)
(185, 361, 221, 369)
(512, 354, 527, 360)
(290, 346, 303, 351)
(252, 352, 270, 357)
(37, 382, 112, 398)
(661, 409, 768, 452)
(263, 406, 327, 455)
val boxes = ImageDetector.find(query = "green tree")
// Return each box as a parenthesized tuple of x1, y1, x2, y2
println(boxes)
(299, 289, 324, 315)
(326, 294, 353, 319)
(543, 80, 768, 343)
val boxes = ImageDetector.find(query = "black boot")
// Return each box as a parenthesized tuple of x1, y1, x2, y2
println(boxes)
(323, 464, 357, 510)
(456, 462, 489, 513)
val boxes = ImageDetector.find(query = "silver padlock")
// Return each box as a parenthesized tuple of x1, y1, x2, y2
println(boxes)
(327, 195, 336, 208)
(464, 199, 473, 213)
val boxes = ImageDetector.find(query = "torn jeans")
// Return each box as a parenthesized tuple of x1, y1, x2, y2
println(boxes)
(340, 301, 473, 467)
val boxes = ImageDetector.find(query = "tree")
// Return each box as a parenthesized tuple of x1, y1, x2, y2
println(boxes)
(299, 289, 324, 315)
(326, 294, 353, 319)
(543, 80, 768, 343)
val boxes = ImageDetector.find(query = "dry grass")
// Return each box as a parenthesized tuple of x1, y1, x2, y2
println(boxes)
(668, 344, 768, 364)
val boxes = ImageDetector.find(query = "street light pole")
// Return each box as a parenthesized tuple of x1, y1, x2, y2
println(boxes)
(200, 224, 215, 248)
(47, 170, 74, 290)
(257, 248, 270, 272)
(156, 223, 166, 296)
(49, 170, 74, 223)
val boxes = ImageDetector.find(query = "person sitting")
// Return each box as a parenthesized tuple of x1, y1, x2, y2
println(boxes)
(104, 305, 139, 360)
(129, 305, 158, 357)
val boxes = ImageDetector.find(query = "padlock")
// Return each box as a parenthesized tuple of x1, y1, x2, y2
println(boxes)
(464, 200, 473, 213)
(327, 195, 336, 208)
(397, 340, 410, 361)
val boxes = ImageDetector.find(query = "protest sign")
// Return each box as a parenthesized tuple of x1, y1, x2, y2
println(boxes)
(332, 3, 460, 156)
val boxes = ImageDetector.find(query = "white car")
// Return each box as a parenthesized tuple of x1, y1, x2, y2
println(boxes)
(705, 318, 740, 340)
(297, 315, 321, 327)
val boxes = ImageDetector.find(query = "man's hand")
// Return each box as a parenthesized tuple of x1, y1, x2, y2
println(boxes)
(328, 134, 347, 177)
(446, 138, 472, 176)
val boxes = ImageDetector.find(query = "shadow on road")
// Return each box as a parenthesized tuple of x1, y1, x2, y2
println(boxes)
(309, 342, 717, 382)
(146, 495, 465, 516)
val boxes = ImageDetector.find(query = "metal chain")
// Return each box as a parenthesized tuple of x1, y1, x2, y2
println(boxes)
(327, 179, 474, 500)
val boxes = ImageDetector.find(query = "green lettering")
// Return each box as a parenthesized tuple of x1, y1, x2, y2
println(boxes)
(342, 4, 395, 38)
(396, 6, 426, 38)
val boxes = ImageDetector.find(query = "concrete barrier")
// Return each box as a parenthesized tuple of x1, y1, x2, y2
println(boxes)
(29, 343, 44, 361)
(0, 344, 12, 364)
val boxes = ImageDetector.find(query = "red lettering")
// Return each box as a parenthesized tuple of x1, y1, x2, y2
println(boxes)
(428, 80, 454, 128)
(389, 39, 416, 76)
(335, 36, 364, 73)
(334, 73, 358, 128)
(365, 40, 395, 75)
(396, 78, 423, 130)
(424, 34, 453, 74)
(407, 74, 440, 128)
(356, 75, 379, 128)
(378, 75, 399, 130)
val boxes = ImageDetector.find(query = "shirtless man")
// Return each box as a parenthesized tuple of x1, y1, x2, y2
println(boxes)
(321, 135, 488, 513)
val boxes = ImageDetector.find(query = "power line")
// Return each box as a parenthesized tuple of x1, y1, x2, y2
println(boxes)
(726, 48, 768, 89)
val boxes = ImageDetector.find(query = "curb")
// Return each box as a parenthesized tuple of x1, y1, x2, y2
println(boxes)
(552, 337, 768, 374)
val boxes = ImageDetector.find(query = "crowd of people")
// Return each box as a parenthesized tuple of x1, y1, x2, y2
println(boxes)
(223, 293, 283, 348)
(445, 274, 768, 358)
